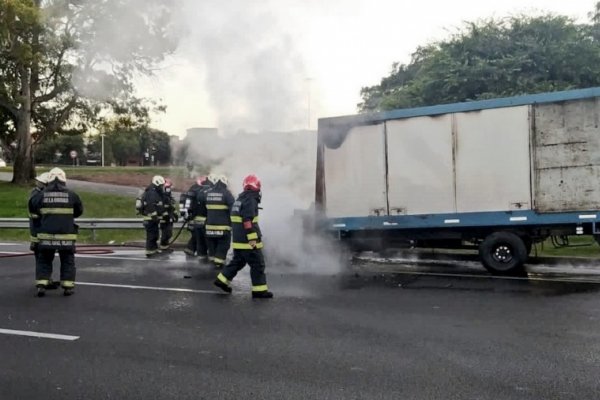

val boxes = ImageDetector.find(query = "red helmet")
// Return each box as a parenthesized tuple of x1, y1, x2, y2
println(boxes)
(196, 176, 206, 186)
(243, 174, 261, 191)
(164, 178, 173, 188)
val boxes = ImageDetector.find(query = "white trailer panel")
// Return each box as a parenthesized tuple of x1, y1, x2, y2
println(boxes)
(386, 115, 455, 215)
(324, 124, 387, 218)
(533, 99, 600, 211)
(455, 106, 532, 212)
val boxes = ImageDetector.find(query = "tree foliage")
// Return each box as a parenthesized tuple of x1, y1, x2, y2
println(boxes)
(359, 7, 600, 112)
(0, 0, 176, 182)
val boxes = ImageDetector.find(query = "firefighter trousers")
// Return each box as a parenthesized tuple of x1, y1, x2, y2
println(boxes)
(220, 249, 268, 291)
(194, 224, 208, 257)
(159, 221, 173, 249)
(144, 220, 160, 255)
(36, 248, 76, 287)
(207, 232, 231, 267)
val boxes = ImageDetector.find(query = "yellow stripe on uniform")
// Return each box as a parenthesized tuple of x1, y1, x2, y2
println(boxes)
(217, 273, 230, 285)
(213, 257, 226, 264)
(37, 233, 78, 240)
(40, 208, 73, 215)
(205, 225, 231, 231)
(36, 279, 50, 286)
(232, 242, 263, 250)
(252, 285, 269, 292)
(206, 204, 229, 210)
(194, 216, 207, 222)
(231, 216, 259, 223)
(246, 232, 258, 240)
(61, 280, 75, 288)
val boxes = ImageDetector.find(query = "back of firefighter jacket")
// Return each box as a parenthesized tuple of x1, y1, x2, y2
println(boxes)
(205, 182, 235, 237)
(231, 190, 263, 250)
(141, 185, 164, 221)
(29, 181, 83, 249)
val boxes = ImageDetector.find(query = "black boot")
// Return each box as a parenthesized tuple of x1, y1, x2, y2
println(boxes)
(36, 286, 46, 297)
(46, 280, 60, 290)
(63, 287, 75, 296)
(213, 279, 232, 293)
(252, 291, 274, 299)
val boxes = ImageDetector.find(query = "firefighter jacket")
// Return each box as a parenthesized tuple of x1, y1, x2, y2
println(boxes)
(231, 190, 263, 250)
(28, 187, 44, 243)
(141, 184, 164, 221)
(28, 180, 83, 250)
(205, 182, 235, 237)
(182, 183, 202, 220)
(161, 191, 178, 222)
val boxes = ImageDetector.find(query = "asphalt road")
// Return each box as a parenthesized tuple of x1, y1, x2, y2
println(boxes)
(1, 243, 599, 400)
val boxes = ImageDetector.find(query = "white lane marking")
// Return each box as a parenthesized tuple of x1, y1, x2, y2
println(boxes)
(77, 281, 223, 295)
(0, 328, 79, 341)
(332, 223, 346, 228)
(444, 219, 460, 224)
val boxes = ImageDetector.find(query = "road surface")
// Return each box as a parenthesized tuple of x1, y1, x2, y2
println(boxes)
(1, 243, 599, 399)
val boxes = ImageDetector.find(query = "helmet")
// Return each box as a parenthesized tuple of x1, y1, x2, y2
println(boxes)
(164, 178, 173, 188)
(242, 174, 261, 191)
(207, 174, 218, 185)
(35, 172, 50, 185)
(152, 175, 165, 186)
(196, 176, 207, 186)
(217, 175, 228, 186)
(48, 167, 67, 183)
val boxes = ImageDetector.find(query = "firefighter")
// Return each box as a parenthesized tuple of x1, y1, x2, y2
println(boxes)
(29, 168, 83, 297)
(193, 175, 215, 263)
(204, 174, 235, 268)
(141, 175, 165, 257)
(213, 174, 273, 299)
(182, 176, 205, 256)
(159, 178, 179, 251)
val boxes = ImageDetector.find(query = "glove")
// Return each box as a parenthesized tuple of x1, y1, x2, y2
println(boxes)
(248, 240, 257, 249)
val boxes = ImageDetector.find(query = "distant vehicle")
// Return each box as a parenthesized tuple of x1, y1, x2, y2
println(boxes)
(0, 159, 6, 167)
(315, 87, 600, 275)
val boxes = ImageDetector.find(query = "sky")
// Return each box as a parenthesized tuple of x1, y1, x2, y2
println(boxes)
(135, 0, 595, 137)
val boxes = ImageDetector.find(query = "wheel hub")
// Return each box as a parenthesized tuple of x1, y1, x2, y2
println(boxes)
(493, 245, 512, 263)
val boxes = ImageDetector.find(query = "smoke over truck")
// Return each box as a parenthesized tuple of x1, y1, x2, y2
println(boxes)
(314, 87, 600, 275)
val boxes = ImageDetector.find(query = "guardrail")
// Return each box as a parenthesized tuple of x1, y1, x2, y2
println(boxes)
(0, 218, 186, 240)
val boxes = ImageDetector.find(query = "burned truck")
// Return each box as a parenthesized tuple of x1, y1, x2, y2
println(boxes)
(316, 87, 600, 274)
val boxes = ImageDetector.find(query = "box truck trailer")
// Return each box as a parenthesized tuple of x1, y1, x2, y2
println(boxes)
(316, 87, 600, 275)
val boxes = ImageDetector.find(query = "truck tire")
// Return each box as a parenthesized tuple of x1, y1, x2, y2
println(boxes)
(479, 232, 527, 275)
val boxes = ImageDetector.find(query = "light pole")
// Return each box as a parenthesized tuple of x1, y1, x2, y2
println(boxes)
(101, 134, 105, 167)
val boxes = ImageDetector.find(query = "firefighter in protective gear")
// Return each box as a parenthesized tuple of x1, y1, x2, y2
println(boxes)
(159, 178, 179, 251)
(182, 176, 206, 256)
(214, 174, 273, 299)
(191, 175, 213, 261)
(204, 174, 235, 268)
(29, 168, 83, 297)
(141, 175, 165, 257)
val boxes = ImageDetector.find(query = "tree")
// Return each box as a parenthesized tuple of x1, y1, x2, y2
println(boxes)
(0, 0, 175, 183)
(359, 11, 600, 112)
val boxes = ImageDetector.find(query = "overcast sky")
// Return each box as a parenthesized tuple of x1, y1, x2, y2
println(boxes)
(136, 0, 595, 137)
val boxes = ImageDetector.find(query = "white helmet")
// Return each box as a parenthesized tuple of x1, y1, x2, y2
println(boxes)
(48, 167, 67, 183)
(207, 174, 218, 185)
(217, 175, 228, 186)
(152, 175, 165, 186)
(35, 172, 50, 185)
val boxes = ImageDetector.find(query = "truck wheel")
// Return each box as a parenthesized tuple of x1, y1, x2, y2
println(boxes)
(479, 232, 527, 275)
